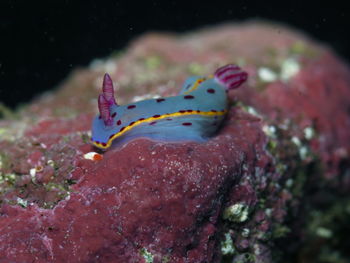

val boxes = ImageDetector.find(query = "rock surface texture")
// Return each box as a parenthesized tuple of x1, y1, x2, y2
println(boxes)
(1, 22, 350, 263)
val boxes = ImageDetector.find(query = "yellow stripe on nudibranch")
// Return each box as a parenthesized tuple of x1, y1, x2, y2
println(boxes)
(91, 109, 228, 149)
(183, 77, 207, 94)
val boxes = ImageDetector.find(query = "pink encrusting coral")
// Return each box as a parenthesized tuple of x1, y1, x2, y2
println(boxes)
(1, 21, 350, 262)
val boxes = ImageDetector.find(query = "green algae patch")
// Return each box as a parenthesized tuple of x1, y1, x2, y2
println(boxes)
(188, 62, 205, 75)
(221, 232, 235, 256)
(145, 55, 162, 70)
(140, 248, 154, 263)
(223, 203, 250, 223)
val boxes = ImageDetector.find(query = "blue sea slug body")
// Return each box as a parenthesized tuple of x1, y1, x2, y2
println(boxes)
(91, 64, 248, 149)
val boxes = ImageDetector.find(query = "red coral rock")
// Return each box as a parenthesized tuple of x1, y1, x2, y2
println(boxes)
(0, 109, 268, 262)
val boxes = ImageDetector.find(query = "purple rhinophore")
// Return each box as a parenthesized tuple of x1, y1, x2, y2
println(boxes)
(102, 73, 117, 106)
(98, 94, 113, 126)
(97, 73, 118, 126)
(214, 64, 248, 90)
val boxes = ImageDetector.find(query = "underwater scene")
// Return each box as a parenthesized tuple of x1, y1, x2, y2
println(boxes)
(0, 1, 349, 262)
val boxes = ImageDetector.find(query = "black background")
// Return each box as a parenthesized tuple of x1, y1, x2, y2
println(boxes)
(1, 0, 349, 109)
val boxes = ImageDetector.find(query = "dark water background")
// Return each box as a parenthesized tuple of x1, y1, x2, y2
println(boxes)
(0, 1, 349, 109)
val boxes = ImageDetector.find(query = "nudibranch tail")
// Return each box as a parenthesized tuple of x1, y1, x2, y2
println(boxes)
(214, 64, 248, 90)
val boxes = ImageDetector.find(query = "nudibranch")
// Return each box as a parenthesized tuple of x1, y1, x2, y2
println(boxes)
(91, 64, 248, 149)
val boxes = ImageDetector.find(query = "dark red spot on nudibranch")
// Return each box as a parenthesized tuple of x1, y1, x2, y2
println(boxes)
(95, 141, 100, 144)
(187, 110, 193, 112)
(179, 110, 186, 113)
(127, 105, 136, 109)
(111, 112, 117, 118)
(116, 120, 122, 126)
(184, 95, 194, 99)
(182, 122, 192, 126)
(138, 118, 145, 121)
(129, 121, 135, 126)
(109, 134, 114, 139)
(156, 98, 165, 102)
(207, 88, 215, 94)
(120, 127, 125, 132)
(149, 121, 157, 125)
(102, 143, 107, 147)
(153, 114, 161, 118)
(196, 110, 201, 113)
